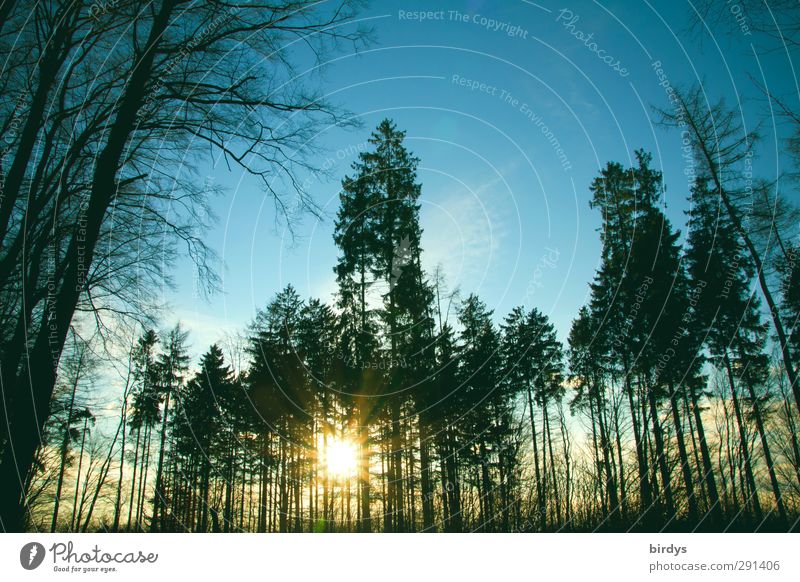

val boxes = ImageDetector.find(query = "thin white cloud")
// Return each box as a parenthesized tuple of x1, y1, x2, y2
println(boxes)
(170, 308, 239, 361)
(421, 174, 511, 293)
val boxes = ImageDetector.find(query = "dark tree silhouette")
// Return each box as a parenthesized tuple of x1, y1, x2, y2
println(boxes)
(9, 121, 800, 534)
(0, 0, 366, 531)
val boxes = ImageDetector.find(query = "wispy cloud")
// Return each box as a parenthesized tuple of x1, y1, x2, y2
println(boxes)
(170, 308, 239, 360)
(421, 171, 511, 293)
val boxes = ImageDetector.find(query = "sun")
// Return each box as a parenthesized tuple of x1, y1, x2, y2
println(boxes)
(324, 437, 358, 478)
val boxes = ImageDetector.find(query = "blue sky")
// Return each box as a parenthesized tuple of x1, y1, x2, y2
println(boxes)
(164, 0, 798, 359)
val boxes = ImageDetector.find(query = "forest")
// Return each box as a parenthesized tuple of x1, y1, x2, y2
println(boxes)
(1, 1, 800, 533)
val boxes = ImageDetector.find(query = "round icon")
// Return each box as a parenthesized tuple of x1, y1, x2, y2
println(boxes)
(20, 542, 46, 570)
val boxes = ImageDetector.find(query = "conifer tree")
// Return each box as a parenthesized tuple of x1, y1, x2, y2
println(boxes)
(179, 344, 234, 531)
(333, 120, 434, 531)
(502, 307, 564, 529)
(456, 294, 507, 530)
(127, 330, 160, 531)
(151, 324, 190, 532)
(686, 179, 786, 521)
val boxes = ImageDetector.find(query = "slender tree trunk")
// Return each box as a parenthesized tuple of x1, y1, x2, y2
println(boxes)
(742, 376, 786, 521)
(613, 400, 627, 519)
(51, 369, 80, 532)
(113, 395, 128, 532)
(445, 426, 461, 531)
(70, 417, 88, 531)
(545, 407, 561, 525)
(391, 399, 404, 532)
(438, 437, 450, 529)
(279, 436, 287, 532)
(127, 427, 141, 530)
(559, 404, 572, 526)
(595, 389, 620, 524)
(224, 437, 234, 533)
(406, 419, 416, 531)
(200, 461, 211, 533)
(82, 420, 123, 531)
(690, 388, 722, 523)
(419, 419, 434, 531)
(150, 388, 172, 532)
(668, 382, 699, 523)
(647, 384, 675, 518)
(625, 372, 652, 510)
(783, 396, 800, 489)
(141, 425, 153, 529)
(683, 389, 707, 509)
(294, 445, 302, 532)
(723, 353, 762, 518)
(478, 439, 493, 531)
(588, 396, 604, 517)
(358, 405, 371, 532)
(526, 385, 545, 529)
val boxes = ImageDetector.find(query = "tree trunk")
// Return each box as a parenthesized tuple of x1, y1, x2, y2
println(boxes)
(51, 368, 80, 532)
(625, 372, 652, 510)
(0, 0, 178, 531)
(112, 395, 128, 532)
(689, 388, 722, 523)
(526, 385, 545, 529)
(127, 427, 141, 530)
(358, 405, 371, 532)
(391, 399, 404, 532)
(595, 389, 620, 525)
(82, 418, 123, 531)
(647, 384, 675, 518)
(668, 382, 698, 523)
(418, 416, 434, 531)
(70, 417, 88, 531)
(742, 375, 786, 521)
(723, 353, 762, 518)
(150, 389, 172, 532)
(544, 407, 562, 525)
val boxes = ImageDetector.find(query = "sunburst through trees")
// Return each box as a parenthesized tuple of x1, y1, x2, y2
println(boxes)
(10, 115, 800, 533)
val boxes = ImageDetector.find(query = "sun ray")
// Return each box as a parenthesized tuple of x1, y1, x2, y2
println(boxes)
(323, 437, 358, 478)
